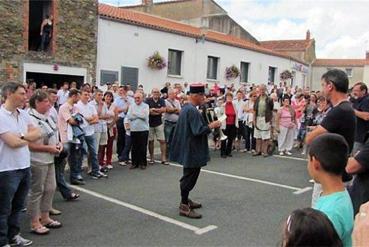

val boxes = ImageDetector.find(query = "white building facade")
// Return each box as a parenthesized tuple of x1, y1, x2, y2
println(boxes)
(96, 6, 308, 91)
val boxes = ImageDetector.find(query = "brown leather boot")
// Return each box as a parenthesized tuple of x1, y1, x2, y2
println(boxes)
(179, 203, 202, 219)
(188, 199, 202, 209)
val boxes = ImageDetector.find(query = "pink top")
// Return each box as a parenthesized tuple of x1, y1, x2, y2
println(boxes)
(58, 102, 78, 143)
(279, 107, 293, 128)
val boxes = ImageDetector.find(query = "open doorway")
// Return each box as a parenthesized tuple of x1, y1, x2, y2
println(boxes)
(26, 72, 84, 89)
(28, 0, 52, 51)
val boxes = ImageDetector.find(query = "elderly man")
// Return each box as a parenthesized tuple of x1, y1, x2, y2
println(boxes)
(0, 82, 41, 246)
(170, 83, 221, 219)
(126, 92, 149, 169)
(164, 89, 181, 158)
(253, 84, 274, 157)
(146, 88, 168, 165)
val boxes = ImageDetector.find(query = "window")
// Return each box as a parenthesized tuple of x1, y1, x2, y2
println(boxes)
(121, 66, 139, 90)
(168, 49, 182, 76)
(28, 0, 53, 52)
(100, 70, 118, 85)
(207, 56, 219, 80)
(240, 62, 249, 82)
(346, 68, 353, 77)
(268, 66, 276, 83)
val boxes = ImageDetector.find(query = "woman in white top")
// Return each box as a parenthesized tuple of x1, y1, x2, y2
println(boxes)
(28, 90, 63, 235)
(243, 91, 257, 153)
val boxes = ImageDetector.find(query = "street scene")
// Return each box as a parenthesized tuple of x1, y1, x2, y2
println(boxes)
(1, 0, 369, 247)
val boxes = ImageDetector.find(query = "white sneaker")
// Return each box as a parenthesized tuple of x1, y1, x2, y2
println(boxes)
(107, 165, 113, 169)
(239, 149, 247, 153)
(98, 171, 108, 178)
(279, 152, 284, 156)
(285, 151, 292, 156)
(119, 161, 128, 166)
(10, 234, 32, 246)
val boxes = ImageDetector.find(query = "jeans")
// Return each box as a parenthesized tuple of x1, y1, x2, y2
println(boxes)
(121, 134, 132, 162)
(116, 118, 126, 160)
(84, 134, 100, 175)
(54, 144, 72, 199)
(0, 168, 31, 246)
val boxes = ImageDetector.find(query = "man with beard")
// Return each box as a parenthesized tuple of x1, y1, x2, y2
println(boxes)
(170, 83, 221, 219)
(350, 82, 369, 154)
(306, 69, 356, 207)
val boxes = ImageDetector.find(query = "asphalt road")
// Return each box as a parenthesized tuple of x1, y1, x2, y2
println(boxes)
(20, 150, 312, 247)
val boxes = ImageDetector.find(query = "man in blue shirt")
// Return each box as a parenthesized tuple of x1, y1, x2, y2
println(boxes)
(114, 86, 130, 164)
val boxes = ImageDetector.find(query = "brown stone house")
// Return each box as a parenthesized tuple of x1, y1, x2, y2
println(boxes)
(0, 0, 98, 88)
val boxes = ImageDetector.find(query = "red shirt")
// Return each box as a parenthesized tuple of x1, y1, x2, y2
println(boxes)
(225, 102, 236, 125)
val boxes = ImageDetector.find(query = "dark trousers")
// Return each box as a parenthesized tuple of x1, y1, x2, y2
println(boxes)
(54, 144, 72, 199)
(221, 124, 237, 156)
(0, 168, 31, 246)
(237, 121, 248, 149)
(245, 126, 256, 151)
(180, 167, 201, 204)
(116, 117, 126, 161)
(67, 142, 83, 181)
(40, 32, 51, 51)
(131, 131, 149, 167)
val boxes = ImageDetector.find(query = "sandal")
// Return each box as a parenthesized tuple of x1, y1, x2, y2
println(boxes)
(31, 226, 50, 235)
(66, 193, 80, 201)
(43, 220, 62, 229)
(148, 160, 155, 165)
(161, 161, 169, 165)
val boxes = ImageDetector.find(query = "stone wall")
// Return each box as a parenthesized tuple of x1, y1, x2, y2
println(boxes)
(0, 0, 98, 84)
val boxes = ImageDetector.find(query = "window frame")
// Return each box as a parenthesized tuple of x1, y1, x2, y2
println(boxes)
(167, 49, 183, 76)
(207, 56, 219, 80)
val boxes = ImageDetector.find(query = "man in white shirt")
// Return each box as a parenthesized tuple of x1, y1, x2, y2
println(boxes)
(75, 89, 107, 179)
(57, 82, 69, 107)
(0, 82, 41, 247)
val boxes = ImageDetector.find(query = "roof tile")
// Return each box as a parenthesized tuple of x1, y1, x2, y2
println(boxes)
(260, 40, 311, 51)
(98, 3, 307, 65)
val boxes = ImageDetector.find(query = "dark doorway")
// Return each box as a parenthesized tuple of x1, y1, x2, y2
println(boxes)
(28, 0, 52, 51)
(26, 72, 84, 89)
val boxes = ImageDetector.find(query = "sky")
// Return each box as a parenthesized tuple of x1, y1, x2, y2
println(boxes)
(100, 0, 369, 59)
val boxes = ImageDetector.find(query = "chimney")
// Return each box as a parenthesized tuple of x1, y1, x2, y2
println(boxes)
(306, 30, 311, 40)
(142, 0, 153, 5)
(366, 51, 369, 60)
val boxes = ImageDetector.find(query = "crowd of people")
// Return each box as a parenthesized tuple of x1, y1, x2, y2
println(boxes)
(1, 68, 369, 246)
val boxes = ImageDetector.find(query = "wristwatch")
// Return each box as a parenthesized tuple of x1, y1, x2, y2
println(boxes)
(20, 133, 25, 140)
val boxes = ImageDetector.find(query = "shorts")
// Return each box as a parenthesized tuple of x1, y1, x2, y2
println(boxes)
(95, 131, 108, 146)
(149, 124, 165, 141)
(254, 116, 271, 140)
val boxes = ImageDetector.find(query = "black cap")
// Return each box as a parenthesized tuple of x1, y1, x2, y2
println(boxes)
(189, 83, 205, 94)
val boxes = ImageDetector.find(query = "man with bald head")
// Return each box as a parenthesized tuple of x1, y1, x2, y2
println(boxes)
(126, 92, 150, 169)
(145, 88, 168, 165)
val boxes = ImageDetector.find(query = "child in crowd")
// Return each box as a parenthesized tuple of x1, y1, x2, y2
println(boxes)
(281, 208, 342, 247)
(308, 133, 354, 247)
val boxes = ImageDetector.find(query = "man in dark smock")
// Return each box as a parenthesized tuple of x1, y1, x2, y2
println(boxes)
(170, 83, 221, 219)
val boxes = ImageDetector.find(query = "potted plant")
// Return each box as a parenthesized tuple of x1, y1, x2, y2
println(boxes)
(225, 65, 240, 80)
(147, 51, 166, 70)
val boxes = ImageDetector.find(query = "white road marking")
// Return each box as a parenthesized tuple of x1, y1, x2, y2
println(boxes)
(69, 185, 218, 235)
(293, 187, 313, 195)
(273, 155, 307, 161)
(157, 160, 311, 194)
